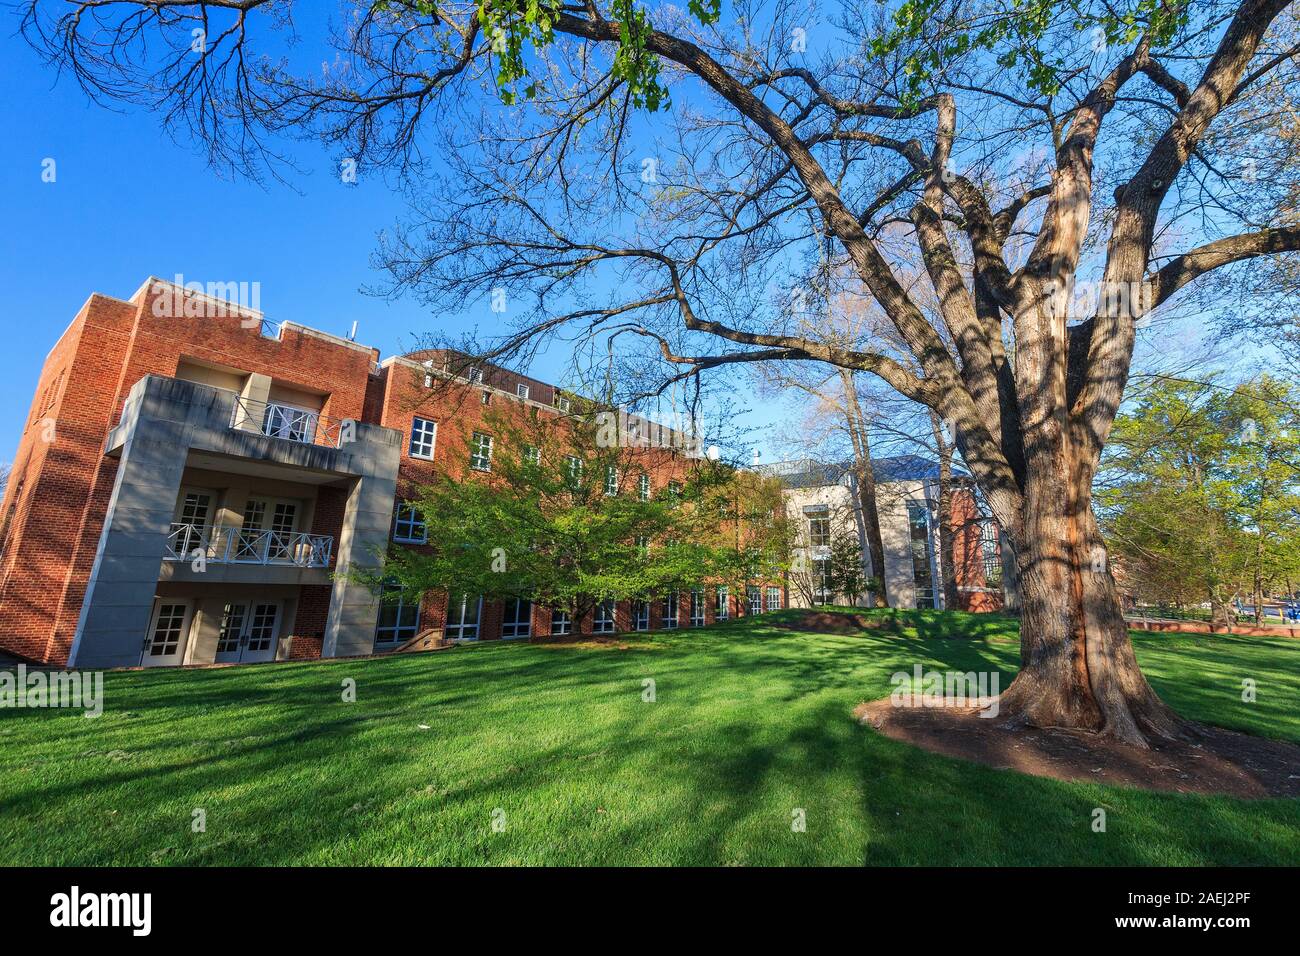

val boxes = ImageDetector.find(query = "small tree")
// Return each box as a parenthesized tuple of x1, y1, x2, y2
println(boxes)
(375, 407, 788, 631)
(826, 529, 867, 607)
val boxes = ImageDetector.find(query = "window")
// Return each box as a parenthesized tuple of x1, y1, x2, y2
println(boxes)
(668, 481, 682, 502)
(516, 383, 530, 401)
(470, 432, 494, 471)
(502, 598, 532, 639)
(393, 503, 427, 544)
(633, 600, 650, 631)
(410, 417, 437, 460)
(716, 586, 730, 620)
(556, 395, 571, 413)
(812, 558, 832, 604)
(376, 585, 421, 645)
(747, 586, 762, 616)
(565, 456, 583, 488)
(468, 367, 483, 385)
(481, 390, 491, 406)
(662, 593, 679, 629)
(446, 593, 482, 640)
(605, 465, 619, 496)
(594, 598, 616, 634)
(809, 515, 831, 548)
(638, 473, 651, 501)
(765, 586, 781, 612)
(908, 502, 937, 609)
(689, 589, 706, 627)
(550, 608, 572, 636)
(979, 521, 1003, 588)
(523, 444, 541, 465)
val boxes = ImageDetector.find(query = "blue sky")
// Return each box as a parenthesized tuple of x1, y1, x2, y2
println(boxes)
(2, 18, 717, 462)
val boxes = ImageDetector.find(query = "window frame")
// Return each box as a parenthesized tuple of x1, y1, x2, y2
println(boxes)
(445, 593, 482, 641)
(662, 593, 679, 629)
(638, 473, 651, 501)
(604, 464, 619, 496)
(392, 503, 428, 544)
(765, 586, 782, 612)
(375, 584, 421, 646)
(502, 598, 533, 639)
(516, 383, 530, 401)
(593, 598, 616, 634)
(550, 607, 572, 636)
(716, 585, 730, 620)
(469, 431, 494, 472)
(689, 589, 706, 627)
(409, 417, 438, 460)
(633, 600, 650, 631)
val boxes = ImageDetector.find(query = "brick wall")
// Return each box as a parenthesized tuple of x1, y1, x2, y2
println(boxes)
(0, 279, 785, 665)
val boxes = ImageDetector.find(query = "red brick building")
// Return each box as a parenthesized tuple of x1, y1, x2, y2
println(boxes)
(0, 278, 782, 668)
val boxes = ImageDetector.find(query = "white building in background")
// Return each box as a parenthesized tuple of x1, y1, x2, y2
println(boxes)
(760, 457, 1011, 612)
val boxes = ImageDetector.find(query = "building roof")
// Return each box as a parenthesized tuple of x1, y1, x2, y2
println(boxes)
(760, 454, 963, 488)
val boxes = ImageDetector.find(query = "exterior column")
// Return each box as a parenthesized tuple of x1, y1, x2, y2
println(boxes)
(322, 465, 400, 658)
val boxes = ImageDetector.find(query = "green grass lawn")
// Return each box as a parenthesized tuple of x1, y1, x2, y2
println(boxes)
(2, 609, 1297, 866)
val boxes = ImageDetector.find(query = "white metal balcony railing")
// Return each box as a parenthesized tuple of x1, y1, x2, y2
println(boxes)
(229, 394, 346, 449)
(165, 523, 334, 568)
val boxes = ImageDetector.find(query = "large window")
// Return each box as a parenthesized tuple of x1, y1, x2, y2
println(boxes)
(978, 521, 1003, 588)
(502, 598, 532, 639)
(393, 503, 427, 544)
(765, 586, 782, 611)
(376, 585, 421, 645)
(908, 502, 938, 609)
(410, 417, 437, 460)
(812, 558, 832, 604)
(662, 593, 679, 629)
(550, 608, 572, 636)
(747, 586, 762, 616)
(470, 432, 494, 472)
(594, 599, 616, 634)
(633, 600, 650, 631)
(689, 589, 706, 627)
(808, 514, 831, 548)
(716, 586, 729, 620)
(446, 593, 482, 640)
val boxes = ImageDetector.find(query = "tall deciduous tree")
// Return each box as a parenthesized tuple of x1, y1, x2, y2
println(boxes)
(1099, 374, 1300, 622)
(25, 0, 1300, 744)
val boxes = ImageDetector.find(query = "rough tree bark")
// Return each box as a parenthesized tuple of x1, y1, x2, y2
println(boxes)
(839, 370, 889, 607)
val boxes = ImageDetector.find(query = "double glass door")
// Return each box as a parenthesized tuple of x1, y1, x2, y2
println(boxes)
(214, 601, 282, 663)
(236, 498, 299, 563)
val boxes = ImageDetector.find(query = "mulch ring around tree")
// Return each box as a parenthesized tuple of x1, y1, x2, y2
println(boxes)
(854, 699, 1300, 798)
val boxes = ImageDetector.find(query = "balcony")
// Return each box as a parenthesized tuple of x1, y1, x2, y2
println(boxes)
(165, 523, 334, 568)
(230, 395, 348, 449)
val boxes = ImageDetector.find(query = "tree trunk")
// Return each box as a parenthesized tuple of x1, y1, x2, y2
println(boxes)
(997, 471, 1186, 748)
(839, 370, 888, 607)
(1210, 598, 1236, 627)
(930, 412, 961, 612)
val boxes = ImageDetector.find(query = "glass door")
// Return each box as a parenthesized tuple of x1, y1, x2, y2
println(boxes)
(143, 600, 193, 666)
